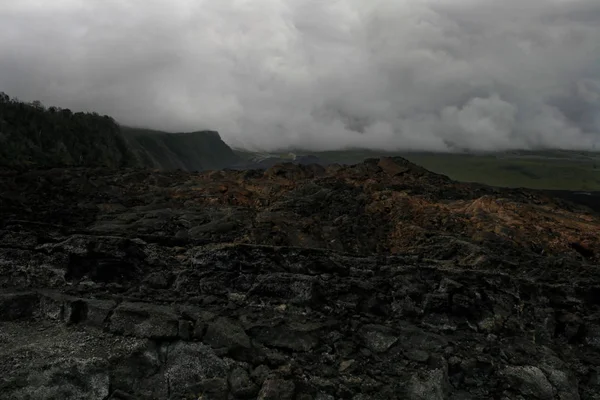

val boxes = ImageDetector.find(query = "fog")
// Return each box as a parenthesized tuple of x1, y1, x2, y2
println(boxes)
(1, 0, 600, 151)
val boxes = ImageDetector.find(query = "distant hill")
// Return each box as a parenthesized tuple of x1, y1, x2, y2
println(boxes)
(0, 92, 239, 171)
(234, 148, 600, 191)
(3, 91, 598, 190)
(123, 127, 239, 172)
(229, 150, 327, 170)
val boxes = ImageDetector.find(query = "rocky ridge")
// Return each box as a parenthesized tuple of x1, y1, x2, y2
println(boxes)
(0, 157, 599, 399)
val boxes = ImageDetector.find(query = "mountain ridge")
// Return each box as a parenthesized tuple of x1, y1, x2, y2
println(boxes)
(0, 92, 240, 171)
(2, 91, 599, 193)
(122, 127, 240, 171)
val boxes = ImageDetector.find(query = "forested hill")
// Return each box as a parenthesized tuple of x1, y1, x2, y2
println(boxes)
(0, 92, 135, 168)
(0, 92, 239, 170)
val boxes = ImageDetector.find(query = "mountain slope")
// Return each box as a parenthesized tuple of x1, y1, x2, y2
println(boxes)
(0, 93, 240, 171)
(123, 127, 240, 171)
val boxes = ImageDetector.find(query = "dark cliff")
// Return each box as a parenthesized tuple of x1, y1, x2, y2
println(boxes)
(0, 93, 239, 171)
(123, 127, 240, 171)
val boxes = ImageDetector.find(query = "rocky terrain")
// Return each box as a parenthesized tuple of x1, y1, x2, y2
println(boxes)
(0, 157, 599, 399)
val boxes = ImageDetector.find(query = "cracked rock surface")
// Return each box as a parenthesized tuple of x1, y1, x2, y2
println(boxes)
(0, 157, 599, 399)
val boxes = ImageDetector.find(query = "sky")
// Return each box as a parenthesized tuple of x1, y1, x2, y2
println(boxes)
(1, 0, 600, 152)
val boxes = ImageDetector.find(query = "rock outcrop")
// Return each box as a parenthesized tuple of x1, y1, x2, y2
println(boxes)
(0, 157, 599, 399)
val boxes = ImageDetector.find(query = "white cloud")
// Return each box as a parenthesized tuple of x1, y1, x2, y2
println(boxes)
(1, 0, 599, 151)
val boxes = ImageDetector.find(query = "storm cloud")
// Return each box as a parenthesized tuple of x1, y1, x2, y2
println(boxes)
(1, 0, 600, 151)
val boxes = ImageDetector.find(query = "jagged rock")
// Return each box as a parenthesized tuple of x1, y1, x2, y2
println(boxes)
(203, 317, 252, 353)
(248, 321, 322, 352)
(164, 342, 228, 398)
(229, 367, 259, 398)
(108, 342, 167, 398)
(8, 358, 110, 400)
(500, 365, 554, 399)
(251, 365, 271, 386)
(191, 378, 229, 400)
(248, 273, 320, 305)
(257, 378, 296, 400)
(339, 359, 356, 373)
(405, 349, 430, 363)
(407, 369, 449, 400)
(39, 293, 65, 320)
(358, 324, 399, 353)
(108, 302, 179, 339)
(85, 298, 117, 327)
(541, 366, 580, 400)
(0, 160, 599, 399)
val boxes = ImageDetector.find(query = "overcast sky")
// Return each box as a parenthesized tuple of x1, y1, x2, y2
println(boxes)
(1, 0, 600, 151)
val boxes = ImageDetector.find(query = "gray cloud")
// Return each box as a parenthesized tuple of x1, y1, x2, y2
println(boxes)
(1, 0, 600, 152)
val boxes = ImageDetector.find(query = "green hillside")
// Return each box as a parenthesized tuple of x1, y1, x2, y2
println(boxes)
(400, 152, 600, 191)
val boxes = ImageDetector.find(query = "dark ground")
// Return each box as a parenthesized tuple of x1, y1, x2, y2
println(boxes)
(0, 158, 599, 399)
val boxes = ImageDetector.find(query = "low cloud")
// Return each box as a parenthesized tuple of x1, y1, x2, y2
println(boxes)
(1, 0, 599, 151)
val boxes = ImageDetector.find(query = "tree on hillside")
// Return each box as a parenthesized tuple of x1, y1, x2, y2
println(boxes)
(0, 92, 137, 168)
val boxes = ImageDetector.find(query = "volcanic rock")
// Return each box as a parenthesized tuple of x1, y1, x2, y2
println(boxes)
(0, 158, 599, 399)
